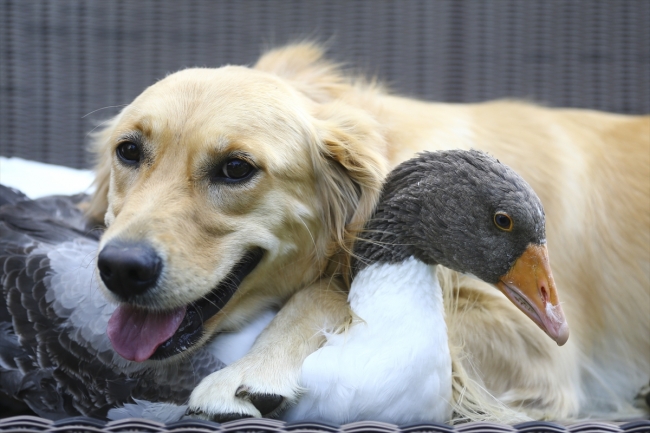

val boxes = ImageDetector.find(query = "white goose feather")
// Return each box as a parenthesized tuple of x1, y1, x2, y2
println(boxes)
(284, 258, 451, 424)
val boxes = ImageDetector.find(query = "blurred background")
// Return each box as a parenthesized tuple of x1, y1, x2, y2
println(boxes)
(1, 0, 648, 169)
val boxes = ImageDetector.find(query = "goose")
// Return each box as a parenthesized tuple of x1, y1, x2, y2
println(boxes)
(283, 149, 567, 424)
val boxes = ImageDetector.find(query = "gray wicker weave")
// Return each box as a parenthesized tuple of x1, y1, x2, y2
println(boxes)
(1, 0, 649, 169)
(0, 416, 649, 433)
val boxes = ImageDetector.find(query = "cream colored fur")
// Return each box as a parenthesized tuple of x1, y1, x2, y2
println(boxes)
(90, 43, 650, 422)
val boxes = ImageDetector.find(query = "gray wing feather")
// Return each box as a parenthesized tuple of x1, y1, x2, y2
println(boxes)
(0, 187, 226, 419)
(107, 399, 188, 423)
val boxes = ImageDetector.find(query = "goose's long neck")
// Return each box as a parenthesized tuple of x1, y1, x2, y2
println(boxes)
(352, 172, 431, 278)
(349, 258, 444, 322)
(348, 173, 446, 325)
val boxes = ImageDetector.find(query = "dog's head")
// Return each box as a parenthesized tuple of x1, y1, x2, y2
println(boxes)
(89, 44, 388, 362)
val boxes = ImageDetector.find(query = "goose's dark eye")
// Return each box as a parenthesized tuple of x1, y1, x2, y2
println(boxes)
(494, 212, 514, 231)
(218, 158, 254, 181)
(116, 142, 141, 165)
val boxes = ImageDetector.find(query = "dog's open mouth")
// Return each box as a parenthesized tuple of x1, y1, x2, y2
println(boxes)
(107, 248, 265, 362)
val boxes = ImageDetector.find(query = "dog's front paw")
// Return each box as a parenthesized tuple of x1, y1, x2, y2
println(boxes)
(187, 364, 295, 422)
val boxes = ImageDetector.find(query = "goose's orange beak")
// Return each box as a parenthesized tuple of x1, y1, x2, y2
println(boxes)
(496, 244, 569, 346)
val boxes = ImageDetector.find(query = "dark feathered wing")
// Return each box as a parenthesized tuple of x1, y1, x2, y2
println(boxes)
(0, 185, 225, 419)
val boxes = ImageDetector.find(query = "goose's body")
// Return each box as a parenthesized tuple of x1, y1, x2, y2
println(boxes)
(284, 259, 450, 423)
(286, 149, 565, 424)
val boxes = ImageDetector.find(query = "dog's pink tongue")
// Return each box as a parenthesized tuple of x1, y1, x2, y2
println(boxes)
(107, 305, 186, 362)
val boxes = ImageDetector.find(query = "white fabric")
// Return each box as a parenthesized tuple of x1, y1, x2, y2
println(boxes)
(0, 156, 95, 198)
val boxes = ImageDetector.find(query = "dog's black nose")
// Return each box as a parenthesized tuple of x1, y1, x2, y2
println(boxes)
(97, 241, 162, 299)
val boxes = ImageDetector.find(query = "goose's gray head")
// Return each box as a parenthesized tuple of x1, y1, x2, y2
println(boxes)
(355, 149, 569, 345)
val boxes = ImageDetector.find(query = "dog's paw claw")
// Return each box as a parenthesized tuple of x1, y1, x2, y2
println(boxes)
(243, 392, 284, 416)
(184, 407, 206, 419)
(184, 407, 211, 420)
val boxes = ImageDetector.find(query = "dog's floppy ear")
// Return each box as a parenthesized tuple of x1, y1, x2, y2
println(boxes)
(312, 101, 389, 278)
(85, 116, 117, 224)
(258, 43, 389, 273)
(255, 42, 350, 103)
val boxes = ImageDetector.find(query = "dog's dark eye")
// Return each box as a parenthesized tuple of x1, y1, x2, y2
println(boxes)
(116, 141, 141, 165)
(494, 212, 514, 231)
(220, 158, 254, 180)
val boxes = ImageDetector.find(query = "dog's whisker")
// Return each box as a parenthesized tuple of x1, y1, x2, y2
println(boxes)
(82, 104, 128, 119)
(86, 117, 119, 138)
(296, 214, 318, 251)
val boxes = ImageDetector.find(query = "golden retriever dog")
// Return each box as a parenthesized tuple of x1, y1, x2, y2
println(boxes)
(88, 43, 649, 422)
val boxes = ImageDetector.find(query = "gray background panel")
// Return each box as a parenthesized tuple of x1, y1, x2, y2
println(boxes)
(1, 0, 648, 169)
